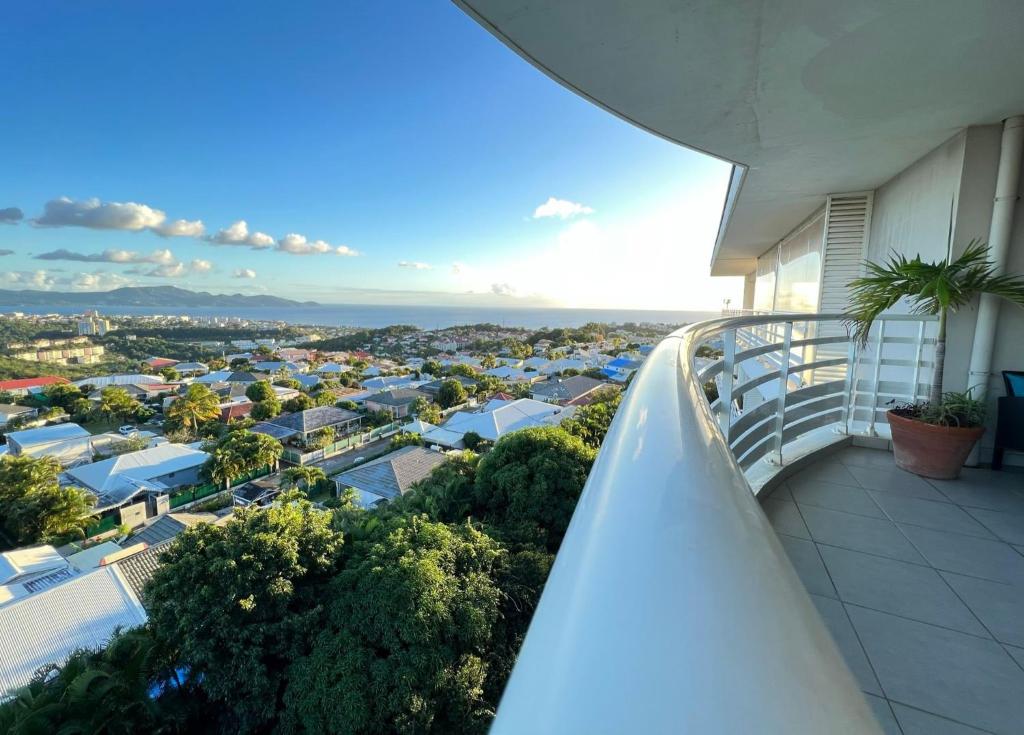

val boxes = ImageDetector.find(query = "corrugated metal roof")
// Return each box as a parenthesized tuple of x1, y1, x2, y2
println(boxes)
(334, 446, 448, 501)
(112, 541, 173, 601)
(0, 566, 146, 699)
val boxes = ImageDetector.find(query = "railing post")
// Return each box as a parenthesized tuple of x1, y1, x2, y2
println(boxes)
(718, 329, 736, 441)
(839, 338, 857, 435)
(867, 319, 886, 436)
(911, 319, 925, 402)
(769, 321, 793, 465)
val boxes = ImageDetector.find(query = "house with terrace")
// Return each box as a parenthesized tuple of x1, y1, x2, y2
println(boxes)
(530, 375, 610, 406)
(363, 388, 431, 419)
(64, 443, 210, 519)
(253, 405, 362, 447)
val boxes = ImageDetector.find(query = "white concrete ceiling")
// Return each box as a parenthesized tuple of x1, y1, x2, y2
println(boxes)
(455, 0, 1024, 275)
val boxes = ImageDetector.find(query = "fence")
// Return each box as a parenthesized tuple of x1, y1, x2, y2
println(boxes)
(168, 465, 272, 509)
(281, 422, 403, 465)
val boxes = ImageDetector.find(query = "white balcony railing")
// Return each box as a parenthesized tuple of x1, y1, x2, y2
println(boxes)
(490, 312, 936, 735)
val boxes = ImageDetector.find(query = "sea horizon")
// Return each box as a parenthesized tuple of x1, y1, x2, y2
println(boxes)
(0, 302, 722, 331)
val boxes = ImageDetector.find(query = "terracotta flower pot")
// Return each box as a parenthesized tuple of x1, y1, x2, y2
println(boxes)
(887, 409, 985, 480)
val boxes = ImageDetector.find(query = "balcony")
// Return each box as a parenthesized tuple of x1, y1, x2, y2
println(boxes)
(491, 312, 1024, 735)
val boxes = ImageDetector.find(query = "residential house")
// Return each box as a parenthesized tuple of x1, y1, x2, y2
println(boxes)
(144, 357, 177, 370)
(3, 423, 96, 466)
(232, 475, 281, 508)
(195, 370, 259, 386)
(0, 376, 69, 397)
(172, 361, 209, 377)
(334, 446, 449, 507)
(0, 404, 38, 427)
(65, 443, 210, 513)
(422, 398, 575, 449)
(364, 388, 430, 419)
(255, 405, 362, 444)
(361, 375, 419, 392)
(126, 511, 221, 547)
(418, 375, 478, 398)
(0, 545, 73, 606)
(530, 375, 609, 406)
(316, 362, 350, 376)
(292, 374, 321, 390)
(87, 382, 178, 403)
(484, 366, 536, 383)
(218, 397, 254, 422)
(0, 565, 146, 699)
(253, 360, 304, 374)
(601, 357, 642, 383)
(72, 373, 164, 389)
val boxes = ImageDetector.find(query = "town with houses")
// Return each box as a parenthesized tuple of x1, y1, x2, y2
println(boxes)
(0, 309, 670, 701)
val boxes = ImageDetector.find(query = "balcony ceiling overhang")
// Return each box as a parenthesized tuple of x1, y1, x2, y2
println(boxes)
(455, 0, 1024, 276)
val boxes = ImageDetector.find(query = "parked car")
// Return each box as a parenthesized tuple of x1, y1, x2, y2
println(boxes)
(118, 425, 137, 435)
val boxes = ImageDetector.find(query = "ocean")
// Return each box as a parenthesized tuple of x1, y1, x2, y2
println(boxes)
(2, 303, 721, 331)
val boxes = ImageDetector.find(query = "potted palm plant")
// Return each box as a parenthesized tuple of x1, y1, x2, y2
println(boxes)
(847, 241, 1024, 479)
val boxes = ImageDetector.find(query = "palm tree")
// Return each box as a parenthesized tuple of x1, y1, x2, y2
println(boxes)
(167, 384, 221, 435)
(281, 466, 327, 492)
(847, 241, 1024, 405)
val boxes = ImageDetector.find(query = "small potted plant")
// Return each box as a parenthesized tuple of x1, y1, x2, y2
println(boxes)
(847, 241, 1024, 479)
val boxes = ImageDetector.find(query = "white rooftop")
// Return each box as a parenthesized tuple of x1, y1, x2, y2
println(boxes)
(5, 422, 90, 448)
(65, 443, 210, 510)
(423, 398, 574, 447)
(0, 546, 66, 586)
(0, 566, 146, 700)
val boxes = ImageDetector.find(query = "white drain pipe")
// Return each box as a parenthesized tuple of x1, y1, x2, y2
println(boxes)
(966, 115, 1024, 400)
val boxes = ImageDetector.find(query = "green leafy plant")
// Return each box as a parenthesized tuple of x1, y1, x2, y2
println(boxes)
(890, 389, 987, 428)
(847, 240, 1024, 409)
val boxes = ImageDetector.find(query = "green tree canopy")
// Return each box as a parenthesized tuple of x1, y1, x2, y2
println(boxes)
(166, 383, 221, 435)
(146, 499, 343, 732)
(245, 380, 275, 403)
(250, 397, 282, 421)
(207, 429, 283, 490)
(437, 379, 468, 409)
(97, 386, 143, 422)
(282, 517, 504, 735)
(41, 382, 83, 411)
(473, 427, 595, 552)
(283, 393, 314, 413)
(0, 455, 96, 548)
(421, 359, 443, 377)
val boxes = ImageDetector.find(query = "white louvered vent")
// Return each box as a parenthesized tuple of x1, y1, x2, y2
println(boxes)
(819, 192, 873, 315)
(813, 193, 873, 383)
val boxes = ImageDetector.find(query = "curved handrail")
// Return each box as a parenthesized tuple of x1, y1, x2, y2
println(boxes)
(490, 316, 884, 734)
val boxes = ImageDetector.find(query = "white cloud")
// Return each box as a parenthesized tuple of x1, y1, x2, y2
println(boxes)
(147, 262, 186, 278)
(152, 218, 205, 238)
(532, 196, 595, 220)
(275, 233, 358, 257)
(1, 270, 57, 290)
(64, 271, 135, 291)
(233, 268, 257, 279)
(35, 196, 167, 231)
(35, 248, 176, 264)
(208, 220, 275, 249)
(491, 282, 516, 296)
(398, 261, 431, 270)
(451, 262, 467, 275)
(190, 258, 213, 273)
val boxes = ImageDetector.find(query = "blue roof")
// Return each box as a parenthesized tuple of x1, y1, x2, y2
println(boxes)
(607, 357, 642, 369)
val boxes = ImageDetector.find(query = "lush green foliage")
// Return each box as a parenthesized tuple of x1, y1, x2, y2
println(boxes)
(97, 386, 146, 422)
(561, 388, 622, 449)
(0, 455, 96, 548)
(206, 429, 283, 490)
(245, 380, 275, 403)
(390, 432, 424, 450)
(250, 397, 282, 420)
(146, 498, 344, 731)
(282, 393, 315, 413)
(166, 383, 221, 436)
(2, 426, 597, 732)
(438, 379, 468, 409)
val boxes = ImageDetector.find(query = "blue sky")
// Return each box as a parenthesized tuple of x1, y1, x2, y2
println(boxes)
(0, 1, 740, 310)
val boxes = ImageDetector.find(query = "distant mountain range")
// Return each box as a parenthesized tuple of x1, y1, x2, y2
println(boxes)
(0, 286, 317, 308)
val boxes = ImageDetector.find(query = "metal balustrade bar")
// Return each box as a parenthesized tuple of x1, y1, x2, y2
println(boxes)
(490, 311, 935, 734)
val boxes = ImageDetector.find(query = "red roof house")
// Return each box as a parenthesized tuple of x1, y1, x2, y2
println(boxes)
(0, 376, 70, 395)
(144, 357, 178, 369)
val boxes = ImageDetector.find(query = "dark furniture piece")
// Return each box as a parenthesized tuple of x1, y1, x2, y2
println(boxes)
(993, 371, 1024, 471)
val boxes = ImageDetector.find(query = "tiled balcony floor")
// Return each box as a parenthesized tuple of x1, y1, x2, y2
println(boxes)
(761, 446, 1024, 735)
